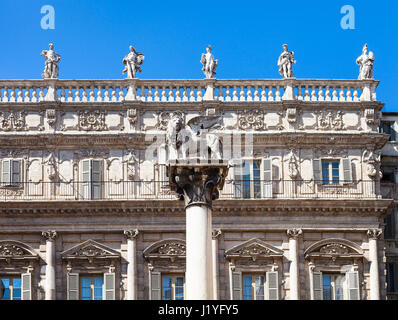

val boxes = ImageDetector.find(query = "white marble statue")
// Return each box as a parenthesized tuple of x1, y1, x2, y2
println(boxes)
(122, 45, 145, 79)
(356, 44, 374, 80)
(41, 43, 61, 79)
(200, 45, 218, 79)
(166, 113, 222, 160)
(277, 44, 296, 78)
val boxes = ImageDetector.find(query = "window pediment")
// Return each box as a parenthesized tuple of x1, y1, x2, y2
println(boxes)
(304, 238, 363, 261)
(225, 238, 283, 261)
(61, 239, 120, 262)
(143, 239, 186, 262)
(0, 240, 38, 263)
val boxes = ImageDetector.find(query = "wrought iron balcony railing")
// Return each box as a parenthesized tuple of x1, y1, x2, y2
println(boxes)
(0, 179, 386, 202)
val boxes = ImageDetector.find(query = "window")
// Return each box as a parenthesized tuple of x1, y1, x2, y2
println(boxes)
(322, 274, 345, 300)
(1, 160, 22, 186)
(380, 121, 396, 141)
(234, 160, 261, 199)
(322, 160, 340, 184)
(0, 276, 21, 300)
(387, 262, 398, 293)
(80, 275, 103, 300)
(82, 159, 103, 200)
(243, 274, 265, 300)
(162, 275, 184, 300)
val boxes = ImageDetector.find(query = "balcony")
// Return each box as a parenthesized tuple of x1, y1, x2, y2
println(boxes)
(0, 78, 378, 103)
(0, 179, 384, 202)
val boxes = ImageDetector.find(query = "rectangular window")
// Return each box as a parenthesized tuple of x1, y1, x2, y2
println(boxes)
(82, 159, 103, 200)
(322, 160, 340, 184)
(236, 160, 261, 199)
(1, 160, 22, 186)
(0, 276, 22, 300)
(242, 274, 265, 300)
(80, 276, 103, 300)
(162, 275, 184, 300)
(322, 274, 345, 300)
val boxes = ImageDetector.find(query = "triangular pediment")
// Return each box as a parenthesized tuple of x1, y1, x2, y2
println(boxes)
(225, 238, 283, 261)
(304, 238, 363, 260)
(0, 240, 38, 259)
(61, 239, 120, 260)
(143, 239, 186, 260)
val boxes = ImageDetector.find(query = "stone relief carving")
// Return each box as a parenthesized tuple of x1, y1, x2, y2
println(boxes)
(314, 147, 348, 158)
(41, 230, 57, 241)
(61, 240, 120, 264)
(44, 151, 57, 181)
(278, 44, 296, 78)
(46, 109, 57, 127)
(127, 108, 138, 127)
(125, 150, 138, 180)
(155, 111, 185, 131)
(364, 108, 380, 126)
(78, 110, 108, 131)
(317, 111, 344, 130)
(41, 43, 61, 79)
(0, 244, 25, 257)
(237, 110, 264, 130)
(363, 149, 382, 179)
(0, 111, 27, 131)
(157, 242, 186, 255)
(225, 239, 284, 262)
(367, 228, 382, 239)
(286, 107, 298, 123)
(200, 45, 218, 79)
(356, 44, 374, 80)
(143, 239, 186, 264)
(285, 149, 300, 179)
(123, 229, 139, 240)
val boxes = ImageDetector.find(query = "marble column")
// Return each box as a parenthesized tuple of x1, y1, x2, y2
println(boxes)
(287, 228, 302, 300)
(41, 230, 57, 300)
(367, 228, 382, 300)
(212, 229, 222, 300)
(169, 164, 228, 300)
(124, 229, 139, 300)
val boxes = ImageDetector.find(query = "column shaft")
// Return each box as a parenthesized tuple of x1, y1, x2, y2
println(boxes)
(369, 238, 380, 300)
(45, 239, 55, 300)
(289, 237, 299, 300)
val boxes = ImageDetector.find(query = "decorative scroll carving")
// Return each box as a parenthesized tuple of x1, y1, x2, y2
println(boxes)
(367, 228, 382, 240)
(78, 110, 108, 131)
(225, 238, 284, 262)
(124, 229, 139, 240)
(237, 110, 264, 130)
(0, 111, 27, 131)
(41, 230, 57, 241)
(287, 228, 302, 239)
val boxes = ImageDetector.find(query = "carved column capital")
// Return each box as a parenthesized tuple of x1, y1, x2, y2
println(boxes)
(212, 229, 222, 240)
(124, 229, 139, 240)
(41, 230, 57, 241)
(169, 164, 228, 209)
(287, 228, 303, 239)
(367, 228, 382, 240)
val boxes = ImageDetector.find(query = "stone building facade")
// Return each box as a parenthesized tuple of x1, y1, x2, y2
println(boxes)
(0, 74, 394, 300)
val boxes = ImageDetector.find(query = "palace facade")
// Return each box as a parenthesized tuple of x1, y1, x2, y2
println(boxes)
(0, 61, 397, 300)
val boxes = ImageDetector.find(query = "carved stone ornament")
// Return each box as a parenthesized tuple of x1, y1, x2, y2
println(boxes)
(45, 109, 57, 127)
(278, 44, 296, 78)
(367, 228, 382, 240)
(127, 108, 138, 126)
(124, 229, 139, 240)
(287, 228, 302, 239)
(317, 111, 344, 130)
(126, 150, 138, 180)
(0, 240, 38, 263)
(156, 111, 185, 131)
(238, 110, 264, 130)
(41, 230, 57, 241)
(212, 229, 222, 239)
(200, 45, 218, 79)
(41, 43, 61, 79)
(285, 149, 300, 179)
(61, 239, 120, 263)
(286, 107, 297, 123)
(363, 149, 381, 179)
(143, 239, 186, 263)
(169, 165, 228, 208)
(78, 110, 108, 131)
(0, 244, 24, 257)
(225, 238, 284, 262)
(356, 43, 374, 80)
(364, 108, 380, 126)
(0, 111, 27, 131)
(304, 238, 363, 262)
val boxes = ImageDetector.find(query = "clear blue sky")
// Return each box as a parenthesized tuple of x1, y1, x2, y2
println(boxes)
(0, 0, 396, 111)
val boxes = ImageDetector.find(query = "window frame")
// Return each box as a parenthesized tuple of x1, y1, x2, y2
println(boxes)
(321, 159, 340, 185)
(242, 273, 265, 300)
(236, 159, 262, 199)
(79, 274, 103, 300)
(0, 275, 22, 300)
(161, 274, 185, 300)
(322, 273, 346, 300)
(1, 159, 22, 187)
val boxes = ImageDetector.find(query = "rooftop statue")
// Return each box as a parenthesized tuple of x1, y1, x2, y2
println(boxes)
(356, 44, 374, 80)
(122, 45, 145, 79)
(277, 44, 296, 78)
(200, 45, 218, 79)
(41, 43, 61, 79)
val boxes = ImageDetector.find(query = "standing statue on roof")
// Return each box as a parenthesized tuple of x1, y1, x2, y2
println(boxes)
(277, 44, 296, 78)
(356, 43, 375, 80)
(200, 45, 218, 79)
(123, 45, 145, 79)
(41, 43, 61, 79)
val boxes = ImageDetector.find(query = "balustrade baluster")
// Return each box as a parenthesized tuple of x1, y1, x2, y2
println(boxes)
(10, 87, 16, 102)
(239, 87, 245, 101)
(325, 86, 331, 101)
(247, 86, 253, 101)
(225, 86, 231, 101)
(141, 86, 146, 102)
(254, 86, 259, 102)
(268, 87, 274, 101)
(311, 87, 317, 101)
(275, 86, 281, 101)
(339, 87, 346, 102)
(261, 86, 267, 101)
(175, 87, 181, 102)
(162, 87, 168, 102)
(59, 88, 66, 102)
(67, 87, 73, 102)
(189, 88, 196, 102)
(154, 86, 160, 102)
(297, 86, 303, 101)
(346, 88, 353, 102)
(318, 87, 324, 101)
(118, 87, 125, 101)
(24, 88, 31, 102)
(197, 87, 203, 102)
(353, 88, 359, 102)
(97, 86, 103, 102)
(304, 86, 310, 101)
(182, 87, 188, 102)
(217, 87, 223, 102)
(31, 88, 38, 102)
(232, 86, 238, 101)
(332, 87, 338, 101)
(39, 87, 45, 102)
(75, 87, 81, 102)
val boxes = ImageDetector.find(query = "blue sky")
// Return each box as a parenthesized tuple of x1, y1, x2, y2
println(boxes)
(0, 0, 396, 111)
